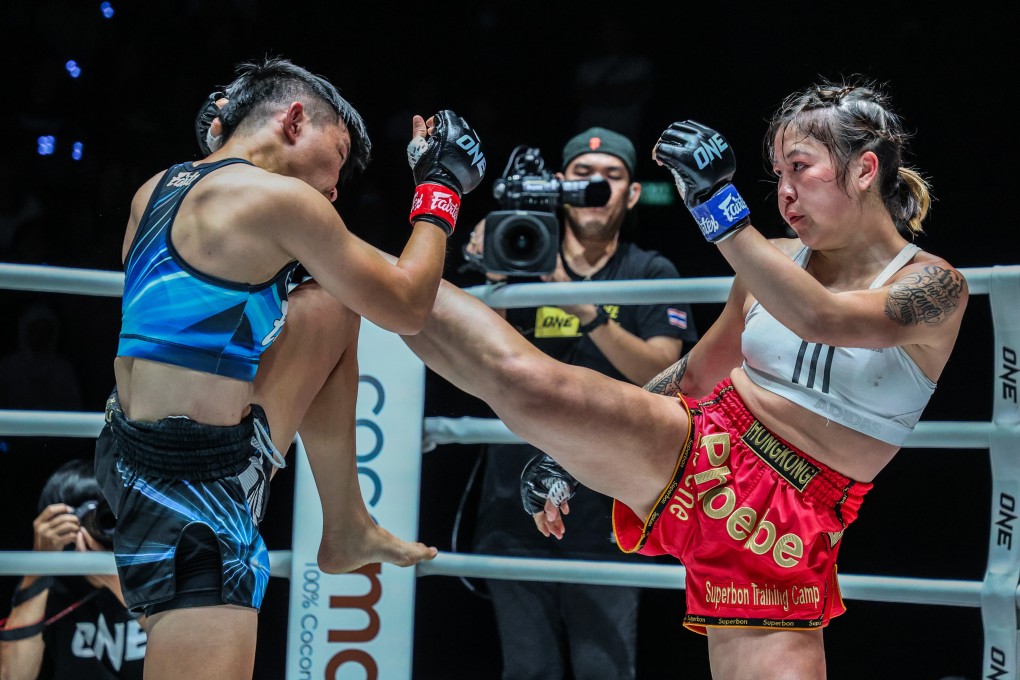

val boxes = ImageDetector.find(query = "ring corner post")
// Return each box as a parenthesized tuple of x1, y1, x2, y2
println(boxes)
(982, 265, 1020, 680)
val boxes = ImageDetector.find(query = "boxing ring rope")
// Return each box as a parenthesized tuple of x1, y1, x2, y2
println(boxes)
(1, 261, 1018, 679)
(0, 409, 995, 456)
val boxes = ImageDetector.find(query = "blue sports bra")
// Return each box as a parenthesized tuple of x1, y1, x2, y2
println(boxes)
(117, 160, 298, 381)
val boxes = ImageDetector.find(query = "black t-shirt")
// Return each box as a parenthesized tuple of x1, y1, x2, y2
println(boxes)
(39, 577, 146, 679)
(473, 242, 699, 561)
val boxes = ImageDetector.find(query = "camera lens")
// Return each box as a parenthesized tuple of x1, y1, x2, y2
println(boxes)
(92, 504, 116, 534)
(497, 215, 550, 268)
(74, 499, 115, 547)
(73, 500, 99, 521)
(483, 210, 558, 275)
(559, 178, 610, 207)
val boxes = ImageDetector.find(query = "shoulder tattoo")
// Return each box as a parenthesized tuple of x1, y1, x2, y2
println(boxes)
(885, 265, 965, 326)
(644, 354, 688, 395)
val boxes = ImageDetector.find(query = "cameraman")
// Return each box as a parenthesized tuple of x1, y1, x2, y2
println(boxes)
(463, 127, 698, 679)
(0, 459, 146, 679)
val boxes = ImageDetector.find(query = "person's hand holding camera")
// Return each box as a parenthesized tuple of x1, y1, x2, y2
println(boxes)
(32, 503, 121, 594)
(464, 219, 507, 283)
(539, 256, 604, 330)
(32, 504, 81, 553)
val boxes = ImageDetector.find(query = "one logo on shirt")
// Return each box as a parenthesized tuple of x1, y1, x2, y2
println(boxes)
(71, 613, 147, 671)
(667, 308, 688, 329)
(167, 171, 201, 187)
(534, 305, 619, 338)
(535, 306, 581, 338)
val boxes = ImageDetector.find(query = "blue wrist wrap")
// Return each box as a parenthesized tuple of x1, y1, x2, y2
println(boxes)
(689, 183, 750, 243)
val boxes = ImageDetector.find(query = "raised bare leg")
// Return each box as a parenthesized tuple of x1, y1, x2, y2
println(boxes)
(402, 280, 689, 516)
(255, 281, 436, 572)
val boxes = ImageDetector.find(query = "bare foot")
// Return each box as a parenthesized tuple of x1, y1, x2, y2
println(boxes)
(317, 523, 438, 574)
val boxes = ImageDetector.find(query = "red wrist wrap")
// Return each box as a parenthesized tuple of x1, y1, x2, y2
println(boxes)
(409, 183, 460, 234)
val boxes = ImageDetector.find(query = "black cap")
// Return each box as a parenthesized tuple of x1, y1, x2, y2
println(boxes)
(561, 127, 636, 177)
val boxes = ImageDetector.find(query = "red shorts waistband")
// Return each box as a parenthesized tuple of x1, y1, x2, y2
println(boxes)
(688, 379, 871, 523)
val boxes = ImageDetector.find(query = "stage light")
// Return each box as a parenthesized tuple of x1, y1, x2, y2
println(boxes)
(37, 136, 56, 156)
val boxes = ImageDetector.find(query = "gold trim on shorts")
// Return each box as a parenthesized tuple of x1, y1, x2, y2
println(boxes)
(615, 396, 695, 554)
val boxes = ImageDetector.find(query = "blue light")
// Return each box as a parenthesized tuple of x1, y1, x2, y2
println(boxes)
(65, 60, 81, 79)
(72, 141, 84, 160)
(100, 2, 114, 18)
(37, 136, 56, 156)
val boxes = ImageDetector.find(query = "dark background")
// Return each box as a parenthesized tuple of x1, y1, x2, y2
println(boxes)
(0, 2, 1010, 678)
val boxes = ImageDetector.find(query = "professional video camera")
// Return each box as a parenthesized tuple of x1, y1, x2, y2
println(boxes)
(478, 146, 610, 276)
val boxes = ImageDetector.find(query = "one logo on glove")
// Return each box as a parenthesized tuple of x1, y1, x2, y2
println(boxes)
(455, 133, 487, 178)
(694, 133, 730, 170)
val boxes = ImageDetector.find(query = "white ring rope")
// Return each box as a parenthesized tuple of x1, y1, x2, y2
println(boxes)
(0, 263, 125, 297)
(0, 411, 996, 450)
(0, 550, 986, 608)
(0, 551, 294, 579)
(0, 262, 1003, 303)
(2, 261, 1018, 678)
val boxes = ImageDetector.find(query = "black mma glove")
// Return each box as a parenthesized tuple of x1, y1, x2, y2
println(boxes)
(520, 454, 578, 516)
(195, 91, 227, 156)
(653, 120, 750, 243)
(407, 110, 486, 236)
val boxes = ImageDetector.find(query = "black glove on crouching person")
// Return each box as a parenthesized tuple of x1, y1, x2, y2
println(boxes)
(195, 91, 227, 156)
(520, 454, 578, 515)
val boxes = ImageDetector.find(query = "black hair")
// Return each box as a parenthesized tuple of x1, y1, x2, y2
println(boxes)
(37, 458, 103, 514)
(215, 55, 371, 183)
(765, 75, 931, 235)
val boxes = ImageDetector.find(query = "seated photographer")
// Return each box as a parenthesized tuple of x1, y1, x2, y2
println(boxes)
(0, 459, 146, 680)
(461, 127, 699, 679)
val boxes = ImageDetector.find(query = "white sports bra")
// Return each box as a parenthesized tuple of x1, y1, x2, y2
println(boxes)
(740, 243, 935, 446)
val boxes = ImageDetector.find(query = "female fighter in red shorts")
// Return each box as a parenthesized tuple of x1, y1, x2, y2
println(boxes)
(399, 77, 967, 679)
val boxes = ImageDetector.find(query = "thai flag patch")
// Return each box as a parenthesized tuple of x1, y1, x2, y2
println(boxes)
(667, 308, 688, 329)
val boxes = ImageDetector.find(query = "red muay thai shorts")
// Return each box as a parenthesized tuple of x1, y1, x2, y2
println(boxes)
(612, 378, 872, 634)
